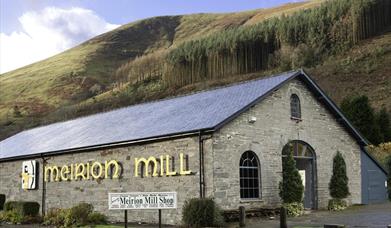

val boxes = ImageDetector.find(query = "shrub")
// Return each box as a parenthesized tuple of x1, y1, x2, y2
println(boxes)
(4, 201, 40, 217)
(0, 209, 23, 224)
(44, 203, 106, 227)
(329, 152, 350, 199)
(182, 198, 224, 227)
(65, 203, 94, 226)
(279, 150, 304, 203)
(283, 202, 304, 217)
(328, 198, 347, 211)
(43, 208, 68, 227)
(0, 194, 5, 210)
(87, 212, 107, 224)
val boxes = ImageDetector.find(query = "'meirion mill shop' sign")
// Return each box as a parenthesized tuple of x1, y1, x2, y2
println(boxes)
(42, 153, 191, 182)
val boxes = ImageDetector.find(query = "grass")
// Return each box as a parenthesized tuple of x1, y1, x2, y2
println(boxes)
(307, 32, 391, 112)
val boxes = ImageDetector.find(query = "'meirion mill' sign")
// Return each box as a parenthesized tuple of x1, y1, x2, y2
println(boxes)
(43, 153, 191, 182)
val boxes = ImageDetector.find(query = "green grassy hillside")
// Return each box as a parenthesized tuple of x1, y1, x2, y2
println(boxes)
(0, 1, 323, 139)
(0, 0, 390, 142)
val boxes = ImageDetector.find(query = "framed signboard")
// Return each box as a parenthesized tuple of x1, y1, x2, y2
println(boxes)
(109, 192, 177, 210)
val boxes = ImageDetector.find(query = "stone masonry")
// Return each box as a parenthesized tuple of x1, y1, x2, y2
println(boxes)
(209, 78, 361, 210)
(0, 137, 201, 225)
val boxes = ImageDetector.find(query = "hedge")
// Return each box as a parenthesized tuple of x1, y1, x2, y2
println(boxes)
(4, 201, 40, 216)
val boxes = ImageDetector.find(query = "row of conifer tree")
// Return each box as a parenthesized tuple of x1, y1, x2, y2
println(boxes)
(114, 0, 391, 87)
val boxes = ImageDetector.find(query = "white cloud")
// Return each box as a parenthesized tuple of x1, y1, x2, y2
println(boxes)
(0, 7, 120, 74)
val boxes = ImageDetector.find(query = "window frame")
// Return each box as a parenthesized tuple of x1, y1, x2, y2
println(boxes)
(239, 151, 261, 200)
(290, 94, 302, 120)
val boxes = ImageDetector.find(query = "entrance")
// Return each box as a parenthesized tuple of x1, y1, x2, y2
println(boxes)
(282, 140, 317, 209)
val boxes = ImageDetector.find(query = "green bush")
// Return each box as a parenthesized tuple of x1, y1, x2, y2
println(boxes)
(329, 152, 350, 199)
(0, 209, 23, 224)
(43, 208, 68, 227)
(87, 212, 107, 224)
(0, 210, 5, 222)
(328, 198, 347, 211)
(279, 150, 304, 203)
(182, 198, 224, 227)
(44, 203, 105, 227)
(0, 194, 5, 210)
(4, 201, 40, 216)
(65, 203, 93, 226)
(283, 202, 304, 217)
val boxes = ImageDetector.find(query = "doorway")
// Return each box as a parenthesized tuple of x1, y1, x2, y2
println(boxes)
(282, 140, 317, 209)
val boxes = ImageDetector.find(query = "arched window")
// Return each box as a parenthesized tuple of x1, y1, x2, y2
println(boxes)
(290, 94, 301, 119)
(239, 151, 260, 199)
(282, 140, 315, 158)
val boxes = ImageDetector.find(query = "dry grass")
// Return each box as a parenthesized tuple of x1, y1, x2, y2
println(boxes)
(366, 142, 391, 167)
(307, 32, 391, 111)
(244, 1, 324, 25)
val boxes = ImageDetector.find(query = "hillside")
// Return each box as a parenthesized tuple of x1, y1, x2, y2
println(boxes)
(0, 1, 322, 139)
(0, 0, 390, 142)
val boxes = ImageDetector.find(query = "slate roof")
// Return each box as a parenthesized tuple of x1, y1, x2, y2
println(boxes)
(0, 71, 300, 160)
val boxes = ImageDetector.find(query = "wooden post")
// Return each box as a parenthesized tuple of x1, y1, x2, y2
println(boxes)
(280, 207, 287, 228)
(159, 209, 162, 228)
(124, 210, 128, 228)
(239, 206, 245, 227)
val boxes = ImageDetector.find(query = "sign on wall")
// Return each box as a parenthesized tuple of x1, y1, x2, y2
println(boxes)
(22, 160, 37, 190)
(43, 153, 192, 183)
(108, 192, 177, 210)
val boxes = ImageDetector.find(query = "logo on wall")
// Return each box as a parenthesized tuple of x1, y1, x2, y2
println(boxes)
(22, 160, 37, 190)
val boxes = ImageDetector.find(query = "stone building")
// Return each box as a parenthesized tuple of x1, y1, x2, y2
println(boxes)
(0, 70, 387, 225)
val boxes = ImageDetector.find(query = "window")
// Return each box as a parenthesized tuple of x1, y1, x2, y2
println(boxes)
(282, 141, 314, 158)
(239, 151, 260, 199)
(290, 94, 301, 119)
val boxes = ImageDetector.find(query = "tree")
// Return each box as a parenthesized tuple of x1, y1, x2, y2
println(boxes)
(377, 107, 391, 143)
(279, 151, 304, 203)
(329, 151, 350, 199)
(341, 95, 382, 145)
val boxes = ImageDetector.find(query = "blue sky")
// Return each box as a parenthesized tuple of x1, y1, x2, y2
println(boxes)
(0, 0, 302, 73)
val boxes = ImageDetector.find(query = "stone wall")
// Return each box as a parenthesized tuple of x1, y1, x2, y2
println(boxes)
(211, 78, 362, 210)
(0, 136, 201, 225)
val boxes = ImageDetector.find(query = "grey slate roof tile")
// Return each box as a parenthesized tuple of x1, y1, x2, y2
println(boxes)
(0, 71, 298, 159)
